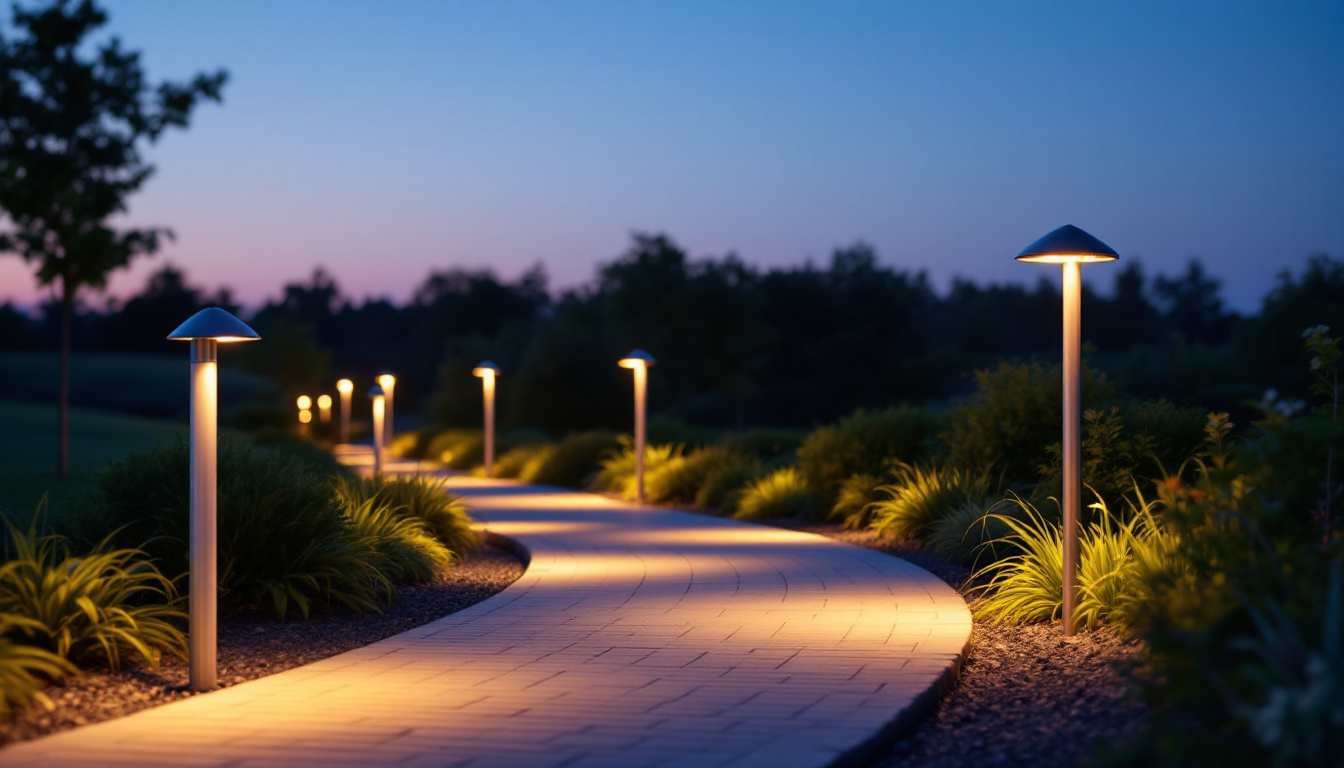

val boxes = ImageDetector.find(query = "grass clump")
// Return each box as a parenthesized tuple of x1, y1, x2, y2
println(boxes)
(645, 445, 746, 505)
(519, 430, 619, 487)
(341, 498, 451, 584)
(869, 463, 992, 539)
(333, 474, 476, 557)
(425, 429, 484, 470)
(734, 467, 816, 520)
(0, 514, 186, 671)
(492, 443, 552, 479)
(695, 461, 764, 514)
(830, 472, 884, 530)
(590, 439, 684, 501)
(0, 620, 77, 715)
(924, 498, 1022, 569)
(797, 405, 945, 510)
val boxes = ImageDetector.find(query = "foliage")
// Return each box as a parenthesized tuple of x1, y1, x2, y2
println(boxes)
(589, 438, 684, 501)
(425, 429, 484, 470)
(340, 498, 451, 584)
(0, 512, 186, 670)
(869, 463, 993, 540)
(644, 445, 751, 506)
(492, 443, 552, 479)
(829, 473, 884, 530)
(0, 618, 75, 715)
(734, 467, 816, 521)
(519, 430, 618, 487)
(797, 405, 945, 510)
(943, 359, 1113, 486)
(332, 474, 476, 557)
(925, 498, 1022, 569)
(694, 461, 764, 514)
(969, 490, 1176, 630)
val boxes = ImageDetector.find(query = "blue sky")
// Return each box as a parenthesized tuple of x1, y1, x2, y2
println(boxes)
(1, 0, 1340, 311)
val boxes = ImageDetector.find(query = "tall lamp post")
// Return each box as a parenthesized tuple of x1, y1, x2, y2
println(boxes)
(473, 361, 500, 477)
(618, 350, 656, 503)
(377, 371, 396, 447)
(296, 395, 312, 436)
(369, 384, 386, 476)
(1015, 224, 1117, 637)
(317, 394, 333, 424)
(336, 379, 353, 443)
(167, 307, 260, 692)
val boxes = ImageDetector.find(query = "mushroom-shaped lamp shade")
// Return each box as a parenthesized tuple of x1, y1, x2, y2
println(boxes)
(473, 360, 501, 378)
(377, 372, 395, 389)
(1015, 225, 1119, 264)
(618, 349, 656, 369)
(336, 379, 353, 395)
(167, 307, 261, 342)
(368, 384, 385, 399)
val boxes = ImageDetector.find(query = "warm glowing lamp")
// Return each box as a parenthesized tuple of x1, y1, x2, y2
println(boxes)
(473, 361, 501, 477)
(1015, 224, 1118, 637)
(377, 371, 396, 446)
(368, 384, 386, 476)
(167, 307, 260, 692)
(317, 394, 333, 424)
(336, 379, 354, 442)
(296, 395, 312, 410)
(298, 409, 312, 424)
(618, 349, 656, 503)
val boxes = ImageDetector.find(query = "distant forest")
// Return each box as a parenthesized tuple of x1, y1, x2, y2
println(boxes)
(2, 233, 1341, 433)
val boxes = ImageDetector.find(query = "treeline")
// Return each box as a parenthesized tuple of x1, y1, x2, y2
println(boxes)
(2, 233, 1341, 431)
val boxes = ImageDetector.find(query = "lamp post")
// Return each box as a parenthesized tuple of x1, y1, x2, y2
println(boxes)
(167, 307, 260, 692)
(377, 371, 396, 447)
(1015, 224, 1118, 637)
(336, 379, 353, 443)
(369, 384, 386, 476)
(296, 395, 312, 437)
(473, 361, 500, 477)
(317, 394, 332, 424)
(618, 350, 656, 503)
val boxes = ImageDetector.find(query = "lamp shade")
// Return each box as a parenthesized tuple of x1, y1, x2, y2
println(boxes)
(167, 307, 261, 341)
(473, 360, 501, 377)
(368, 384, 385, 398)
(1015, 225, 1119, 264)
(619, 349, 656, 368)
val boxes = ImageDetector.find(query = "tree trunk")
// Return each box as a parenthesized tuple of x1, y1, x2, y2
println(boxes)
(57, 276, 72, 479)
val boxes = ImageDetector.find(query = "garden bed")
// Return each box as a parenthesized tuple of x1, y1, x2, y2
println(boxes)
(771, 522, 1149, 768)
(0, 545, 524, 747)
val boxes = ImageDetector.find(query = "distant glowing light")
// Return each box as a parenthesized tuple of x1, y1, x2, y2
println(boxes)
(297, 395, 312, 410)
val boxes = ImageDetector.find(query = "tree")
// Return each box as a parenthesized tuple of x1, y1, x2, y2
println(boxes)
(0, 0, 227, 476)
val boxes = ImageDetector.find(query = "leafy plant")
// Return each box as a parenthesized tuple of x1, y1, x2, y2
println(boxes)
(589, 438, 684, 501)
(333, 474, 476, 556)
(519, 430, 619, 487)
(830, 472, 884, 530)
(645, 445, 747, 506)
(797, 405, 945, 509)
(925, 497, 1021, 569)
(869, 463, 992, 539)
(341, 498, 452, 584)
(734, 467, 815, 520)
(695, 461, 764, 514)
(425, 429, 484, 470)
(0, 514, 186, 670)
(0, 617, 76, 715)
(493, 443, 552, 479)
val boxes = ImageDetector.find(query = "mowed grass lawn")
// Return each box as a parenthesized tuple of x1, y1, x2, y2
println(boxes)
(0, 399, 187, 522)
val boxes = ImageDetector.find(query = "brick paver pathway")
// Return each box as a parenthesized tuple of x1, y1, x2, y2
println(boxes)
(4, 479, 971, 768)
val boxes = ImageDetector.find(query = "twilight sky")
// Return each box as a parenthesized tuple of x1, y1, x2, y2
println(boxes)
(1, 0, 1341, 312)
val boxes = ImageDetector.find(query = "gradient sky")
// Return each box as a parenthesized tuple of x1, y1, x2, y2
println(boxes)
(1, 0, 1341, 312)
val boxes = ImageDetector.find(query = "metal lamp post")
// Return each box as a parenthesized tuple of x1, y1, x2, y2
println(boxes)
(369, 384, 386, 476)
(317, 394, 333, 424)
(1015, 224, 1118, 637)
(167, 307, 260, 692)
(336, 379, 353, 443)
(296, 395, 312, 436)
(473, 361, 501, 477)
(377, 371, 396, 447)
(618, 350, 656, 503)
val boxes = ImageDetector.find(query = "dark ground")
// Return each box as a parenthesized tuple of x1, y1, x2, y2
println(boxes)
(0, 545, 524, 747)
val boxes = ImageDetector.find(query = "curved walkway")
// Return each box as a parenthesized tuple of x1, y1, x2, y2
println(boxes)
(3, 479, 971, 768)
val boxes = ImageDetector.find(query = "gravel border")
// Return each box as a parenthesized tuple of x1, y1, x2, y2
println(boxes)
(0, 545, 525, 747)
(766, 521, 1150, 768)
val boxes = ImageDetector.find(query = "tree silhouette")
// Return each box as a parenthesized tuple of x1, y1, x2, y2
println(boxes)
(0, 0, 226, 476)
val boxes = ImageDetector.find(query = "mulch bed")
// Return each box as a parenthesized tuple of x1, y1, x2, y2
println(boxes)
(0, 545, 524, 747)
(768, 522, 1150, 768)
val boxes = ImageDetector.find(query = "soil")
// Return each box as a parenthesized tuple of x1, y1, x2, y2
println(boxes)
(772, 521, 1150, 768)
(0, 545, 525, 747)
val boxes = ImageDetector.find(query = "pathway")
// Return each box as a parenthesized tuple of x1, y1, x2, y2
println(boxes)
(3, 478, 971, 768)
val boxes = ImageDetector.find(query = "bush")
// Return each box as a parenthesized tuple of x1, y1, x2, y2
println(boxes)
(0, 619, 75, 715)
(943, 359, 1113, 486)
(493, 443, 551, 479)
(425, 429, 484, 470)
(387, 431, 424, 459)
(590, 439, 684, 501)
(332, 474, 477, 557)
(0, 515, 186, 670)
(734, 467, 816, 520)
(520, 430, 619, 487)
(341, 498, 452, 584)
(645, 446, 747, 506)
(797, 405, 945, 510)
(695, 461, 764, 514)
(829, 472, 884, 530)
(925, 498, 1022, 569)
(869, 463, 993, 540)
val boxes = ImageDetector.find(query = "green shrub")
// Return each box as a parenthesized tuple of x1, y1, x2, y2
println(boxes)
(0, 618, 76, 715)
(425, 429, 484, 469)
(798, 405, 945, 510)
(341, 498, 452, 584)
(0, 516, 186, 670)
(734, 467, 816, 520)
(943, 359, 1113, 485)
(925, 498, 1022, 569)
(869, 463, 992, 540)
(491, 443, 550, 479)
(590, 439, 684, 501)
(387, 431, 424, 459)
(645, 445, 746, 505)
(332, 474, 477, 556)
(94, 440, 389, 619)
(695, 461, 764, 513)
(520, 430, 619, 487)
(830, 472, 884, 530)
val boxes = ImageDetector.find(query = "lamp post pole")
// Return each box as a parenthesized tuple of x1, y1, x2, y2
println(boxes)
(619, 350, 656, 504)
(337, 379, 353, 443)
(1015, 225, 1117, 638)
(377, 372, 396, 447)
(473, 362, 500, 477)
(370, 385, 385, 476)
